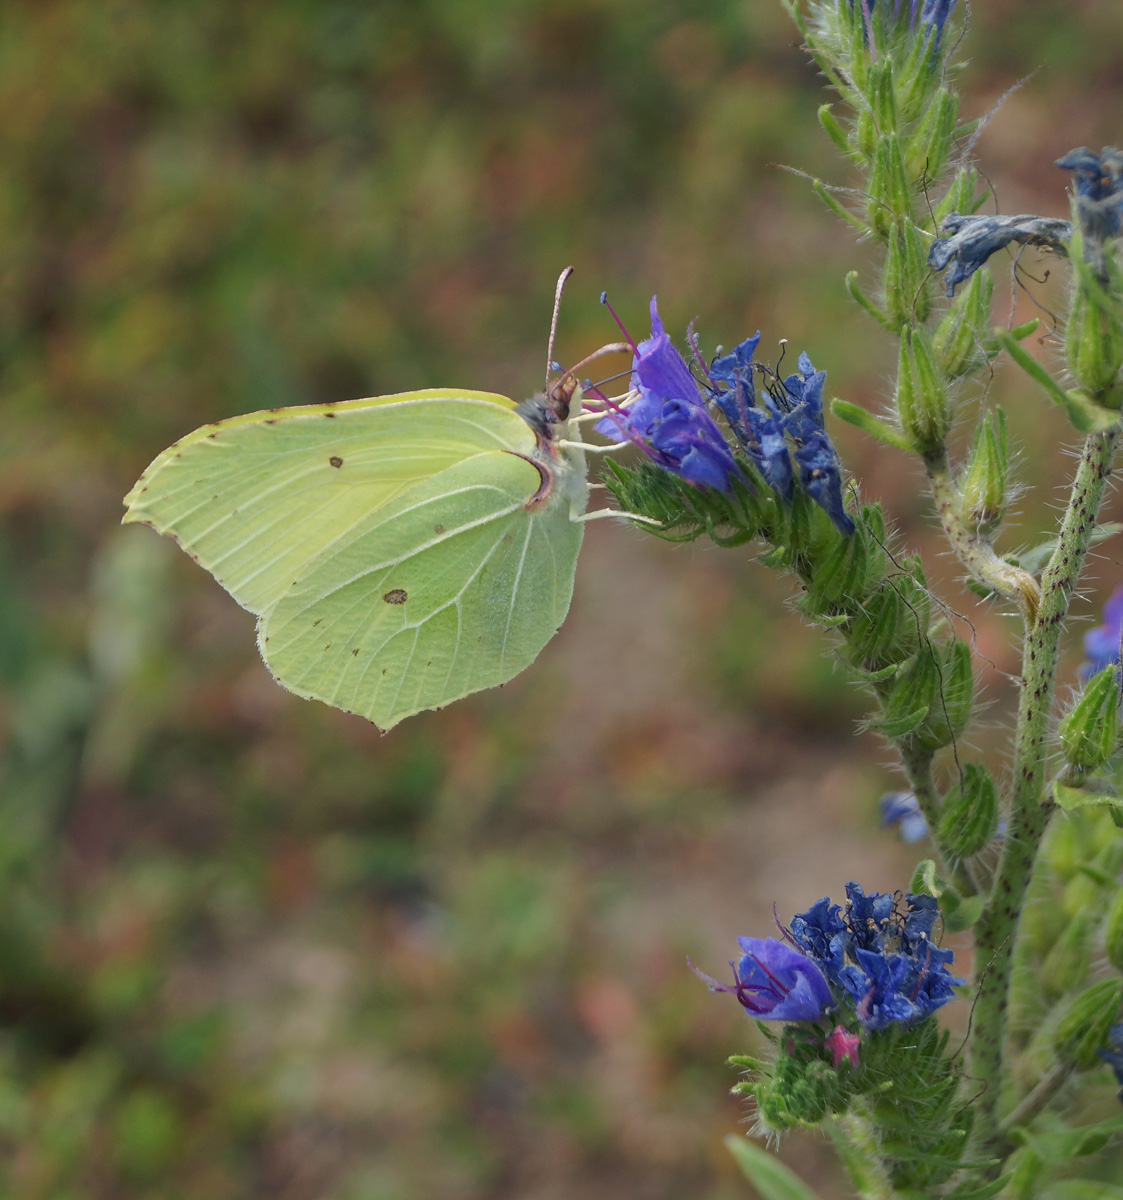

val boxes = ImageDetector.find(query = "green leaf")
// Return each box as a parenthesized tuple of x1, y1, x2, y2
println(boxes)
(1043, 1183, 1123, 1199)
(1054, 779, 1123, 813)
(725, 1136, 822, 1200)
(1061, 387, 1123, 434)
(995, 328, 1071, 409)
(831, 397, 912, 449)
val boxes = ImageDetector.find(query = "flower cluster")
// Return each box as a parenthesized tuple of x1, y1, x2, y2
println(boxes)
(790, 883, 962, 1031)
(697, 883, 961, 1039)
(846, 0, 958, 43)
(880, 791, 928, 843)
(709, 336, 855, 534)
(598, 298, 854, 535)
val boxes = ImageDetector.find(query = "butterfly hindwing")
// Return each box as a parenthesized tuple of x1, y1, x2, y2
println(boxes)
(259, 448, 583, 730)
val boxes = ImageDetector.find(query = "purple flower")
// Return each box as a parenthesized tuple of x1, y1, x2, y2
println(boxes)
(880, 791, 929, 843)
(1082, 585, 1123, 679)
(598, 297, 742, 492)
(928, 213, 1072, 297)
(693, 937, 834, 1022)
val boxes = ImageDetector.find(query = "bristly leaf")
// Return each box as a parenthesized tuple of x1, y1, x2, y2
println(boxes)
(724, 1136, 822, 1200)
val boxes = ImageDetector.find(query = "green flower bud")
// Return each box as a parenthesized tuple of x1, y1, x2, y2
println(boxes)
(914, 638, 974, 752)
(1039, 911, 1093, 1000)
(1059, 668, 1120, 771)
(959, 408, 1009, 535)
(876, 645, 940, 739)
(933, 269, 994, 379)
(885, 224, 932, 326)
(1066, 286, 1123, 393)
(896, 328, 950, 453)
(937, 762, 998, 857)
(905, 88, 958, 183)
(1054, 978, 1123, 1070)
(1103, 887, 1123, 974)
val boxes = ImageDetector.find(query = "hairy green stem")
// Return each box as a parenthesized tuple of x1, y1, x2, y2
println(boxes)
(829, 1106, 899, 1200)
(965, 427, 1120, 1165)
(923, 449, 1042, 623)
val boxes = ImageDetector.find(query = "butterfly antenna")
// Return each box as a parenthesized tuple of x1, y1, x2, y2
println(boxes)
(547, 266, 575, 389)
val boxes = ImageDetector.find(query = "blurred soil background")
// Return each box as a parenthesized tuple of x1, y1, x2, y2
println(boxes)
(2, 0, 1123, 1196)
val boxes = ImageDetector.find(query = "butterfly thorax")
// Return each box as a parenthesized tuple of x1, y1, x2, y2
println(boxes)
(513, 373, 588, 518)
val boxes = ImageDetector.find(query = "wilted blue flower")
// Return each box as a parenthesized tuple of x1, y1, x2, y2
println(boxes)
(880, 791, 929, 843)
(693, 937, 835, 1022)
(790, 883, 962, 1031)
(1056, 147, 1123, 251)
(597, 297, 742, 491)
(1098, 1022, 1123, 1100)
(928, 212, 1072, 297)
(1082, 585, 1123, 679)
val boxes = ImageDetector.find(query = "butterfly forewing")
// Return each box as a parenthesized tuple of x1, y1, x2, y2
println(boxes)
(123, 391, 529, 617)
(259, 450, 583, 730)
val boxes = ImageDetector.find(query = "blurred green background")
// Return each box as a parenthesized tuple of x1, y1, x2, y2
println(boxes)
(2, 1, 1123, 1196)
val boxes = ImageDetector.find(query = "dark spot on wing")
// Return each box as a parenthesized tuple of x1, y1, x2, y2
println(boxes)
(383, 588, 408, 605)
(208, 432, 217, 438)
(434, 523, 445, 534)
(324, 412, 337, 418)
(329, 455, 343, 468)
(265, 418, 277, 425)
(352, 647, 360, 656)
(313, 618, 323, 626)
(324, 643, 332, 650)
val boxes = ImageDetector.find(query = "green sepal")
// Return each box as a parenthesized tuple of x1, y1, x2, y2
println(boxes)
(910, 858, 942, 897)
(1066, 281, 1123, 391)
(1103, 887, 1123, 973)
(932, 166, 986, 228)
(856, 663, 900, 684)
(905, 87, 958, 183)
(817, 103, 861, 164)
(959, 408, 1009, 535)
(1008, 1113, 1123, 1165)
(886, 222, 932, 326)
(812, 179, 869, 233)
(938, 762, 999, 857)
(896, 327, 950, 453)
(803, 515, 887, 611)
(724, 1136, 822, 1200)
(843, 270, 897, 331)
(1053, 978, 1123, 1070)
(727, 1053, 768, 1072)
(1059, 666, 1120, 770)
(1039, 911, 1093, 1000)
(912, 638, 974, 752)
(1053, 777, 1123, 815)
(842, 559, 929, 669)
(831, 396, 911, 448)
(1062, 386, 1123, 434)
(933, 269, 994, 379)
(875, 704, 930, 739)
(941, 1173, 1015, 1200)
(943, 893, 984, 933)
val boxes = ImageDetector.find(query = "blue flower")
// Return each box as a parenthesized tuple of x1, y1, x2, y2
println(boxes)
(597, 297, 742, 492)
(1098, 1022, 1123, 1100)
(708, 345, 854, 535)
(693, 937, 835, 1022)
(880, 791, 929, 843)
(1082, 585, 1123, 679)
(848, 0, 957, 45)
(928, 213, 1072, 297)
(1056, 147, 1123, 250)
(790, 883, 962, 1031)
